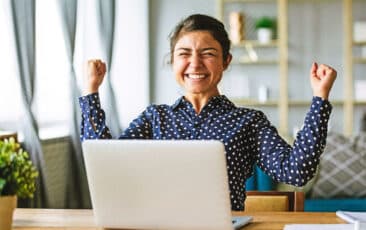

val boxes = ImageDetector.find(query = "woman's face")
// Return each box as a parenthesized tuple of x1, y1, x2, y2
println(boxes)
(172, 30, 231, 99)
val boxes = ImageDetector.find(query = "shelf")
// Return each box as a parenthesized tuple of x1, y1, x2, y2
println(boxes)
(233, 58, 279, 65)
(353, 57, 366, 63)
(230, 98, 278, 106)
(354, 100, 366, 105)
(288, 100, 344, 107)
(232, 40, 279, 64)
(224, 0, 276, 3)
(353, 41, 366, 46)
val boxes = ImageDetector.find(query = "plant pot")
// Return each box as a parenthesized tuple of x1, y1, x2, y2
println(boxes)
(0, 195, 17, 230)
(257, 28, 273, 44)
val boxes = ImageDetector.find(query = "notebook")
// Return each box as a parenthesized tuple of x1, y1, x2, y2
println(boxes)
(336, 211, 366, 224)
(82, 139, 252, 230)
(283, 224, 355, 230)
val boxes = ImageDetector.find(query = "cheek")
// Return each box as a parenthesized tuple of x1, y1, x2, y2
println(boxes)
(207, 59, 224, 72)
(172, 59, 186, 74)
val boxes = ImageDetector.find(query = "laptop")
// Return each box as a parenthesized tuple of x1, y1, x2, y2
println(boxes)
(82, 140, 252, 230)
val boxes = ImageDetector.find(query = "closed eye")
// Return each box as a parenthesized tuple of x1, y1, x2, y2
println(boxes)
(202, 52, 216, 57)
(178, 52, 190, 56)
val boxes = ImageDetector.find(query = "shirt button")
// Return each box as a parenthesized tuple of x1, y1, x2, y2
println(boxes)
(194, 119, 200, 127)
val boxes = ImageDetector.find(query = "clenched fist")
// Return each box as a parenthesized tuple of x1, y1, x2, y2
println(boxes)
(85, 59, 107, 94)
(310, 62, 337, 100)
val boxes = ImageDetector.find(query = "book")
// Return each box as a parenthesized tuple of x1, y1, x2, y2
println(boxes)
(336, 211, 366, 224)
(284, 224, 354, 230)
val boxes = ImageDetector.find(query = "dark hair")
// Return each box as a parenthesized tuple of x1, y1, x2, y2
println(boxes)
(169, 14, 231, 63)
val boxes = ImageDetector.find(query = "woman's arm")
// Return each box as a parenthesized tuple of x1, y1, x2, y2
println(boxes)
(79, 60, 112, 141)
(256, 62, 336, 186)
(256, 96, 331, 186)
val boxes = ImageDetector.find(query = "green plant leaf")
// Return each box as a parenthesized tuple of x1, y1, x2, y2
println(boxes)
(0, 137, 38, 198)
(255, 16, 275, 29)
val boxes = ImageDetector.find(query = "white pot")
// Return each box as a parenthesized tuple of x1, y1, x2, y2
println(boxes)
(0, 196, 17, 230)
(257, 28, 273, 44)
(258, 85, 269, 103)
(354, 21, 366, 42)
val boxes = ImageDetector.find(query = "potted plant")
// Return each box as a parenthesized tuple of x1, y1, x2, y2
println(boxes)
(0, 137, 38, 230)
(255, 16, 276, 44)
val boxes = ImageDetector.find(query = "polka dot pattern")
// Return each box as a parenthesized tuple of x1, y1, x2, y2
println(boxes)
(79, 93, 332, 211)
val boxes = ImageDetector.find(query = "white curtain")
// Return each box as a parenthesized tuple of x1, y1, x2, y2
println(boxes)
(56, 0, 91, 208)
(82, 0, 121, 137)
(7, 0, 49, 208)
(96, 0, 122, 137)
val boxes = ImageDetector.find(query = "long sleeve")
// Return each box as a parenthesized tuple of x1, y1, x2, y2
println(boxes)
(79, 93, 112, 140)
(256, 96, 332, 186)
(118, 106, 153, 139)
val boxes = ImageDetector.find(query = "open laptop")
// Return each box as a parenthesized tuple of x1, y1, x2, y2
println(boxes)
(82, 140, 252, 230)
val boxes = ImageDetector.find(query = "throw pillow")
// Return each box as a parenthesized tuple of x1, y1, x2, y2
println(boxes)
(310, 132, 366, 198)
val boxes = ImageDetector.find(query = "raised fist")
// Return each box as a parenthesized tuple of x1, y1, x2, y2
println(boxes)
(85, 59, 107, 94)
(310, 62, 337, 100)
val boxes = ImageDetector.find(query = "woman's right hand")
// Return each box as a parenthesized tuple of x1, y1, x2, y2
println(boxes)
(85, 59, 107, 94)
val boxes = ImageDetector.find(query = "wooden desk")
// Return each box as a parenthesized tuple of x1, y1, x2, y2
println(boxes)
(13, 209, 346, 230)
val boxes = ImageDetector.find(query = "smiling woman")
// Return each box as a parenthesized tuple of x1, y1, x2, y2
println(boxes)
(78, 14, 337, 211)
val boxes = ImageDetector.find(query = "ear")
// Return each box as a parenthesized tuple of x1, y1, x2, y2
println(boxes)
(223, 53, 232, 70)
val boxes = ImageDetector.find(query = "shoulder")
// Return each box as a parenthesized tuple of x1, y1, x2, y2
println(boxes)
(236, 107, 268, 123)
(217, 95, 267, 119)
(227, 103, 266, 118)
(144, 103, 173, 114)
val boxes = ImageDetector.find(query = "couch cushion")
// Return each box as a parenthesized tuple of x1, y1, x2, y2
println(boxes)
(305, 198, 366, 212)
(310, 132, 366, 198)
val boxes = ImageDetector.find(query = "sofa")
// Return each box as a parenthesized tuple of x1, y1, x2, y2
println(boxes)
(246, 132, 366, 212)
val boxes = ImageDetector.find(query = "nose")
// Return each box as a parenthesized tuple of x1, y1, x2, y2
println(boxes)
(189, 53, 203, 68)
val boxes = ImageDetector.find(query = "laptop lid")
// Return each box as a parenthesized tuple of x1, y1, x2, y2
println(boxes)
(82, 140, 251, 230)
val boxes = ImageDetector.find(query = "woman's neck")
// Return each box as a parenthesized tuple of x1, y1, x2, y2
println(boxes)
(184, 91, 220, 114)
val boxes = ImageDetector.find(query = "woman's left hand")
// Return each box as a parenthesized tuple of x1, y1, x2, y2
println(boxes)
(310, 62, 337, 100)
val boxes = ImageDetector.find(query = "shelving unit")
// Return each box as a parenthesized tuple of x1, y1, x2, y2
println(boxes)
(217, 0, 289, 137)
(218, 0, 366, 137)
(343, 0, 366, 136)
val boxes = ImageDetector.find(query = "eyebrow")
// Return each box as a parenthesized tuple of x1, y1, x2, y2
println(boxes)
(174, 47, 219, 52)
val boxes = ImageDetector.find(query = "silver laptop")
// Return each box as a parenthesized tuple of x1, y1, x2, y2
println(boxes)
(82, 140, 252, 230)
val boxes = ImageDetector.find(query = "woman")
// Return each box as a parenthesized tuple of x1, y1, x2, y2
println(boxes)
(79, 14, 337, 211)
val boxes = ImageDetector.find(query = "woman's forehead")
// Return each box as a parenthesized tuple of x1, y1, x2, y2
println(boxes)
(174, 31, 222, 50)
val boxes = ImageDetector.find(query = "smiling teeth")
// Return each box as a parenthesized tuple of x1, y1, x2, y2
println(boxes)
(188, 74, 205, 79)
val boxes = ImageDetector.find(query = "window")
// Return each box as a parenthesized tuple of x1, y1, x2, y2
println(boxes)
(0, 3, 22, 131)
(35, 0, 71, 138)
(0, 0, 150, 139)
(0, 1, 71, 138)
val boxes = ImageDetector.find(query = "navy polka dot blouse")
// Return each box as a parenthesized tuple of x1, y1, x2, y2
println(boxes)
(79, 93, 332, 211)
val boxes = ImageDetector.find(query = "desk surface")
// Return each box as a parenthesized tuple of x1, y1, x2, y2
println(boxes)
(13, 208, 346, 230)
